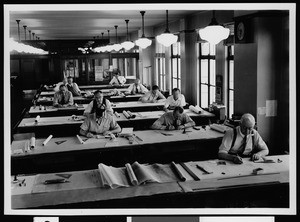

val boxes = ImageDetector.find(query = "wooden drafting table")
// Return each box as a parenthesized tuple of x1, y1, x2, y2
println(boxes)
(11, 128, 224, 174)
(18, 109, 215, 135)
(11, 155, 289, 209)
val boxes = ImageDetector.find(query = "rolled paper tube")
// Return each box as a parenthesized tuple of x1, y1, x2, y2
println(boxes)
(42, 135, 53, 146)
(122, 110, 131, 119)
(30, 137, 36, 149)
(171, 161, 186, 181)
(114, 112, 120, 118)
(127, 111, 136, 118)
(125, 163, 138, 186)
(179, 162, 200, 181)
(189, 105, 200, 114)
(24, 140, 29, 152)
(35, 115, 40, 122)
(195, 105, 203, 113)
(210, 124, 226, 133)
(76, 134, 84, 144)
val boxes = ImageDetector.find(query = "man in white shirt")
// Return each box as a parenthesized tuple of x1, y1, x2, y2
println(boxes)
(52, 77, 67, 92)
(66, 76, 81, 96)
(83, 90, 114, 117)
(140, 85, 166, 103)
(163, 88, 186, 112)
(126, 78, 149, 95)
(218, 113, 269, 164)
(109, 69, 126, 86)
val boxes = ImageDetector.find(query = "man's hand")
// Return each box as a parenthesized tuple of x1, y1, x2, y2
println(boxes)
(103, 131, 111, 136)
(251, 153, 261, 161)
(232, 155, 243, 164)
(166, 125, 175, 130)
(57, 104, 63, 108)
(86, 132, 94, 138)
(177, 125, 185, 130)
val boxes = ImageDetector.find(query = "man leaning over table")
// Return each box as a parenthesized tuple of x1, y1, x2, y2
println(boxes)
(66, 76, 81, 96)
(126, 78, 149, 95)
(79, 104, 121, 139)
(151, 106, 195, 130)
(140, 85, 166, 103)
(218, 113, 269, 164)
(83, 90, 114, 117)
(163, 88, 186, 112)
(53, 84, 74, 107)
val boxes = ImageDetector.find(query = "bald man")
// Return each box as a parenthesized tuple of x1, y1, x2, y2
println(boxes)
(218, 113, 269, 164)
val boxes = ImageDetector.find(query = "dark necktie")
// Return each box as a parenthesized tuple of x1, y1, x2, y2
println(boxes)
(135, 85, 139, 93)
(239, 135, 247, 155)
(61, 92, 65, 104)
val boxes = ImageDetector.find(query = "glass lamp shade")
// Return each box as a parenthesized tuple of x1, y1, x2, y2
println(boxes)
(121, 41, 135, 50)
(113, 43, 122, 51)
(199, 25, 230, 45)
(135, 37, 152, 49)
(106, 44, 114, 52)
(9, 38, 48, 54)
(156, 33, 178, 47)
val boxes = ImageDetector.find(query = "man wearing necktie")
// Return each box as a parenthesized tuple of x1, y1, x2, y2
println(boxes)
(218, 113, 269, 164)
(53, 84, 74, 107)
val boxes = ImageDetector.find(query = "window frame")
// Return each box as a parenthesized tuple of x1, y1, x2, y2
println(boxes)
(171, 42, 181, 89)
(227, 45, 234, 118)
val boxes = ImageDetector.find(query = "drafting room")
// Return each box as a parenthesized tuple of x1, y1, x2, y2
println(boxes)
(5, 4, 295, 211)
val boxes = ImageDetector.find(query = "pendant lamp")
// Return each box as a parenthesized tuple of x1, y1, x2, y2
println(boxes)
(113, 25, 122, 51)
(121, 19, 135, 50)
(135, 11, 152, 49)
(199, 10, 230, 45)
(157, 10, 178, 47)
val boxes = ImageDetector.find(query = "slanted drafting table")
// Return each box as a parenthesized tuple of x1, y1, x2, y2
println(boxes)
(10, 155, 289, 209)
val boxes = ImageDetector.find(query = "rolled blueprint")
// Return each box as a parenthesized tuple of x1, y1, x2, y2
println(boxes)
(24, 140, 30, 152)
(122, 110, 131, 119)
(42, 135, 53, 146)
(76, 134, 84, 144)
(210, 124, 227, 133)
(189, 105, 203, 114)
(127, 110, 136, 118)
(114, 111, 120, 118)
(171, 161, 186, 181)
(30, 137, 36, 148)
(35, 115, 40, 123)
(125, 163, 138, 186)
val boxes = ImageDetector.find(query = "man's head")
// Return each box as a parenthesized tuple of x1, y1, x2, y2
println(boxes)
(152, 85, 160, 95)
(173, 106, 184, 119)
(94, 90, 104, 104)
(62, 77, 68, 84)
(59, 84, 67, 92)
(172, 88, 181, 100)
(134, 78, 140, 85)
(67, 76, 73, 84)
(240, 113, 255, 135)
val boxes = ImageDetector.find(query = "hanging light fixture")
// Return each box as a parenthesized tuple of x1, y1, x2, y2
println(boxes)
(135, 11, 152, 49)
(199, 10, 230, 45)
(121, 19, 135, 50)
(28, 30, 31, 40)
(156, 10, 178, 47)
(9, 38, 48, 54)
(16, 20, 21, 42)
(105, 30, 114, 52)
(23, 25, 27, 40)
(113, 25, 122, 51)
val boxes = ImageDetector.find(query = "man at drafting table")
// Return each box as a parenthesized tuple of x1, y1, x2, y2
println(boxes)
(53, 84, 74, 107)
(218, 113, 269, 164)
(140, 85, 166, 103)
(126, 78, 149, 95)
(66, 76, 81, 96)
(79, 103, 121, 139)
(151, 106, 195, 130)
(83, 90, 114, 116)
(163, 88, 186, 112)
(109, 69, 126, 86)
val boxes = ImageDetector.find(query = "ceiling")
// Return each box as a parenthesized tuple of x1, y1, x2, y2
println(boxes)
(10, 10, 199, 40)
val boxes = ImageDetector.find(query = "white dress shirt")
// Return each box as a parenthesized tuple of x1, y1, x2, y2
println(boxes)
(164, 94, 186, 108)
(109, 76, 126, 85)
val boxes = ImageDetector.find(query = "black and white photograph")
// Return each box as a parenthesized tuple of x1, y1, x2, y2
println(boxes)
(3, 2, 296, 215)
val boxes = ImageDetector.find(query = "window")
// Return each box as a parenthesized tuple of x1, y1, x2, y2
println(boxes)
(199, 42, 216, 108)
(227, 45, 234, 118)
(155, 43, 166, 91)
(171, 42, 181, 89)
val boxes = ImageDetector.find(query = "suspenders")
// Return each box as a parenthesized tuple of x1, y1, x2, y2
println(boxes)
(230, 127, 256, 155)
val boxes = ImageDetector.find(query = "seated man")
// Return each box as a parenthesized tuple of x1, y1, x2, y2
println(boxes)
(83, 90, 113, 116)
(66, 76, 81, 96)
(109, 69, 126, 86)
(151, 106, 195, 130)
(218, 113, 269, 164)
(79, 106, 121, 138)
(53, 84, 74, 107)
(126, 78, 149, 95)
(140, 85, 166, 103)
(53, 77, 68, 92)
(163, 88, 186, 112)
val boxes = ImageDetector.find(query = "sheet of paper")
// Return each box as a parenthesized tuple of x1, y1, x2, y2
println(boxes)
(266, 100, 277, 117)
(32, 170, 102, 193)
(98, 164, 131, 189)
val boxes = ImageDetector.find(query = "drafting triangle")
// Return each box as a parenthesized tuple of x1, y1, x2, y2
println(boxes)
(55, 140, 67, 145)
(55, 173, 72, 179)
